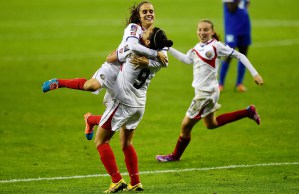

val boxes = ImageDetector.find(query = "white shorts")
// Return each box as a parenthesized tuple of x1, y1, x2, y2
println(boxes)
(91, 62, 120, 95)
(99, 100, 145, 131)
(186, 88, 221, 119)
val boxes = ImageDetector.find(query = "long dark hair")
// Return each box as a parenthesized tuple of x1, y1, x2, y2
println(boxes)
(126, 1, 152, 25)
(148, 27, 173, 50)
(199, 19, 221, 41)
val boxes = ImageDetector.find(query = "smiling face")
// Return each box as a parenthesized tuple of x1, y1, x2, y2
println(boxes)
(197, 21, 215, 43)
(139, 3, 155, 29)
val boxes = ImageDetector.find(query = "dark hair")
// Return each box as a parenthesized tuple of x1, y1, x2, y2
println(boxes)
(199, 19, 221, 41)
(148, 27, 173, 50)
(126, 1, 152, 25)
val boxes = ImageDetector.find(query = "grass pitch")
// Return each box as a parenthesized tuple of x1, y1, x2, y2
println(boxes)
(0, 0, 298, 193)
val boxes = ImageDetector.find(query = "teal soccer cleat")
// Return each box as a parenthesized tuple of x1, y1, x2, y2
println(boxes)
(42, 78, 59, 92)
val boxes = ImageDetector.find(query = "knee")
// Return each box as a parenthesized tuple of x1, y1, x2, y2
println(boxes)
(206, 123, 218, 130)
(94, 137, 109, 148)
(84, 79, 100, 91)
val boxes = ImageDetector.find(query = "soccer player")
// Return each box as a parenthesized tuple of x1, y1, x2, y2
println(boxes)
(41, 1, 166, 140)
(41, 1, 166, 109)
(155, 19, 263, 162)
(94, 27, 173, 192)
(219, 0, 251, 92)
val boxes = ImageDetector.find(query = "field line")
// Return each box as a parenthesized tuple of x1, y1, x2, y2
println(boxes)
(1, 162, 298, 184)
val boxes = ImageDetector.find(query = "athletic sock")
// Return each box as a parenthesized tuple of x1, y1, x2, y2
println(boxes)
(216, 109, 248, 127)
(123, 144, 140, 186)
(57, 78, 87, 90)
(97, 143, 122, 183)
(237, 61, 246, 86)
(87, 115, 101, 126)
(219, 61, 229, 85)
(172, 136, 191, 159)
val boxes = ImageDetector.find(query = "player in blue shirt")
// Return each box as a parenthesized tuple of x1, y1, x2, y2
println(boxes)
(219, 0, 251, 92)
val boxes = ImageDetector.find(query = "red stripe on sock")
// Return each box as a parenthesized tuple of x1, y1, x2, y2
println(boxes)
(97, 143, 122, 183)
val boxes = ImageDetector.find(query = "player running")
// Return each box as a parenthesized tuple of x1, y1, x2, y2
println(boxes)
(155, 19, 263, 162)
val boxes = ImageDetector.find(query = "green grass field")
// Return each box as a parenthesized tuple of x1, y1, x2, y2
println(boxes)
(1, 0, 298, 193)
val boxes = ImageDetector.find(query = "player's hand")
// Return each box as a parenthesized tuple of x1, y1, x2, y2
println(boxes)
(254, 74, 264, 86)
(130, 54, 149, 69)
(157, 51, 168, 66)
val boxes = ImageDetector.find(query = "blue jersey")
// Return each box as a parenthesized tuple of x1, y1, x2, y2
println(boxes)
(223, 0, 251, 47)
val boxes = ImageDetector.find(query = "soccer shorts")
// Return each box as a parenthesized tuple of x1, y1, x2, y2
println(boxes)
(99, 100, 145, 131)
(186, 88, 221, 119)
(91, 62, 120, 94)
(225, 33, 251, 48)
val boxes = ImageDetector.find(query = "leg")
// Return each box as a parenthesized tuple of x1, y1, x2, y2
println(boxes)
(84, 113, 101, 140)
(204, 105, 260, 129)
(42, 78, 101, 92)
(156, 115, 199, 162)
(120, 127, 143, 191)
(219, 56, 233, 90)
(83, 78, 102, 91)
(95, 127, 125, 191)
(202, 112, 218, 129)
(236, 45, 249, 91)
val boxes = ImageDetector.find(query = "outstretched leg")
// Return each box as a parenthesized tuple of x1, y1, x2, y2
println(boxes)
(203, 105, 260, 129)
(42, 78, 101, 92)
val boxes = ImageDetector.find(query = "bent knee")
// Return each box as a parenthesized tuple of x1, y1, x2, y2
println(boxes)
(84, 79, 101, 91)
(206, 123, 218, 130)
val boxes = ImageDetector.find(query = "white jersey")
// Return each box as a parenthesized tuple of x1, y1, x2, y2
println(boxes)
(92, 23, 158, 98)
(114, 50, 168, 108)
(169, 38, 258, 92)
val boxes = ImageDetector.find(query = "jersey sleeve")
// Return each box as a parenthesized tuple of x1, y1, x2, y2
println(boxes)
(231, 50, 258, 77)
(124, 23, 158, 59)
(117, 44, 130, 63)
(168, 47, 193, 64)
(147, 50, 168, 68)
(215, 41, 234, 57)
(216, 41, 258, 77)
(127, 38, 158, 58)
(123, 23, 143, 42)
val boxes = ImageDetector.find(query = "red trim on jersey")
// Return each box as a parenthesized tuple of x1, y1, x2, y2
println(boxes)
(192, 45, 218, 68)
(101, 104, 120, 131)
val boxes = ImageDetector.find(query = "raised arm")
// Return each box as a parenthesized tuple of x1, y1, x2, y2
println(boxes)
(231, 50, 264, 85)
(127, 37, 157, 58)
(168, 47, 193, 64)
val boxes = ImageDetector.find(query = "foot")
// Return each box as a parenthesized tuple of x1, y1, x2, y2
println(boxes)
(219, 85, 224, 92)
(42, 78, 59, 92)
(156, 154, 180, 162)
(104, 179, 127, 193)
(246, 105, 261, 125)
(236, 84, 247, 92)
(84, 113, 95, 140)
(125, 183, 144, 191)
